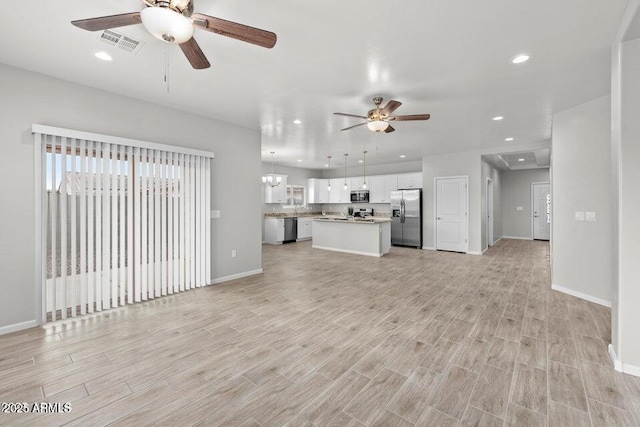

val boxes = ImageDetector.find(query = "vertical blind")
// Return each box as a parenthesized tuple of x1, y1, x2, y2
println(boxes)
(35, 126, 213, 322)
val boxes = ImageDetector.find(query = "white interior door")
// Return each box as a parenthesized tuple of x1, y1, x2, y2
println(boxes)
(532, 182, 551, 240)
(487, 178, 493, 247)
(435, 177, 468, 252)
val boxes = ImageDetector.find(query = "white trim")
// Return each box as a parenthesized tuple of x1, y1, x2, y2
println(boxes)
(0, 320, 38, 336)
(609, 344, 640, 377)
(32, 124, 215, 159)
(211, 269, 263, 285)
(551, 284, 612, 308)
(467, 251, 483, 256)
(502, 236, 533, 240)
(422, 246, 435, 251)
(34, 134, 44, 326)
(492, 237, 503, 245)
(486, 177, 493, 248)
(609, 344, 623, 371)
(482, 247, 489, 255)
(312, 245, 384, 257)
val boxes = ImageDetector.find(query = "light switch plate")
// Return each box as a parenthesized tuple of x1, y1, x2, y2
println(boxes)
(575, 211, 585, 221)
(210, 210, 221, 219)
(586, 212, 596, 222)
(516, 206, 523, 211)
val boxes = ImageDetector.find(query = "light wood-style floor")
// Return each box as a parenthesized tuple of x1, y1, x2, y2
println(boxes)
(1, 239, 639, 426)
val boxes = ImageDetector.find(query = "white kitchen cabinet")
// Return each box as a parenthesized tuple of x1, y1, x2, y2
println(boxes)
(297, 218, 313, 240)
(264, 175, 288, 203)
(370, 174, 398, 203)
(329, 178, 350, 203)
(264, 218, 285, 244)
(397, 172, 423, 189)
(351, 176, 366, 190)
(308, 178, 330, 204)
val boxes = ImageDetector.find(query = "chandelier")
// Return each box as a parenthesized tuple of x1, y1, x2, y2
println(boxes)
(262, 151, 282, 187)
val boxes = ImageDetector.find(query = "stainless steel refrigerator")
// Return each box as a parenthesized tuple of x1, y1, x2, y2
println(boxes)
(390, 189, 422, 248)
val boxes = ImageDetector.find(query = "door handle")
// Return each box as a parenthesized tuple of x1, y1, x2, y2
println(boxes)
(437, 217, 442, 220)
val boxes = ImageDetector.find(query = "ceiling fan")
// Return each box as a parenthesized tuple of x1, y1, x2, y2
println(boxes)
(334, 97, 431, 133)
(71, 0, 277, 70)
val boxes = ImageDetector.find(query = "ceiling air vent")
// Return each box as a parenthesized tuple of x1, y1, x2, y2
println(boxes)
(98, 30, 144, 54)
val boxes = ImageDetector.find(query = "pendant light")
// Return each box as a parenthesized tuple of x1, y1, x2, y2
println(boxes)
(327, 155, 332, 192)
(362, 150, 368, 189)
(343, 153, 349, 191)
(262, 151, 282, 187)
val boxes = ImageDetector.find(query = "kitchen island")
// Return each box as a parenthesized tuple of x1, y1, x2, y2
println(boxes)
(312, 217, 391, 257)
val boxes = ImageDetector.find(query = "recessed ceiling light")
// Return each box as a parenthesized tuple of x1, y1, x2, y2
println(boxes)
(293, 119, 302, 124)
(518, 158, 525, 162)
(512, 54, 530, 64)
(400, 155, 406, 158)
(493, 116, 504, 121)
(94, 51, 112, 61)
(297, 159, 302, 162)
(505, 137, 514, 141)
(358, 160, 363, 163)
(324, 164, 329, 167)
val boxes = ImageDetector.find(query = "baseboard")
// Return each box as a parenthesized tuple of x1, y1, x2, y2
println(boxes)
(422, 246, 435, 251)
(493, 237, 503, 245)
(212, 269, 263, 285)
(312, 245, 383, 258)
(551, 284, 612, 308)
(466, 251, 483, 256)
(481, 247, 489, 255)
(502, 236, 533, 240)
(609, 344, 640, 377)
(0, 319, 38, 336)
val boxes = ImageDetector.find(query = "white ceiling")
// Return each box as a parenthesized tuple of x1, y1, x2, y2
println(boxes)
(482, 149, 550, 171)
(0, 0, 628, 169)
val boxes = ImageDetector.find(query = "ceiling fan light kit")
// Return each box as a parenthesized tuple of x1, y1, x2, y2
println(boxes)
(140, 7, 194, 43)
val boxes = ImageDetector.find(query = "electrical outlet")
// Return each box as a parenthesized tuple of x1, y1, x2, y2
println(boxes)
(575, 211, 585, 221)
(231, 249, 237, 258)
(585, 212, 596, 222)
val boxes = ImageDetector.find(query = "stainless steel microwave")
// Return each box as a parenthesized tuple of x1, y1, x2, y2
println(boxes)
(350, 190, 370, 203)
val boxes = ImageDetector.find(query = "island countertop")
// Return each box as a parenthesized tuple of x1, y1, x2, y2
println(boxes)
(313, 216, 391, 224)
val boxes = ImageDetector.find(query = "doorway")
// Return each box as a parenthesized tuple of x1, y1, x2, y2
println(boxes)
(435, 176, 469, 252)
(532, 182, 551, 240)
(486, 178, 494, 247)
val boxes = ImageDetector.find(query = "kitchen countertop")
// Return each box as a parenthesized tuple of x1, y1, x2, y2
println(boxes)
(313, 216, 392, 224)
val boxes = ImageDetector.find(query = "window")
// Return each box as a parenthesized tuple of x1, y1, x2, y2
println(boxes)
(285, 185, 305, 206)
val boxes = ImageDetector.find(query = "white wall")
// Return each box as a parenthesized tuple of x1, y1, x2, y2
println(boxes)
(551, 95, 611, 305)
(0, 63, 263, 331)
(501, 169, 550, 239)
(422, 152, 482, 253)
(481, 161, 503, 249)
(611, 15, 640, 370)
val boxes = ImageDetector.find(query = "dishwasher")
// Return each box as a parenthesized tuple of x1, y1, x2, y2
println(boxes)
(283, 217, 297, 243)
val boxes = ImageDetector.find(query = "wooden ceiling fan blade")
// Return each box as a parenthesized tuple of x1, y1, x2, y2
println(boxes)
(71, 12, 142, 31)
(334, 112, 368, 119)
(192, 13, 277, 48)
(340, 122, 368, 131)
(389, 114, 431, 121)
(380, 100, 402, 117)
(179, 37, 211, 69)
(384, 125, 396, 133)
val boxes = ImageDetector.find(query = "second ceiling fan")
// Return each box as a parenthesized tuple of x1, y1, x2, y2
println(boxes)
(71, 0, 277, 69)
(334, 97, 431, 133)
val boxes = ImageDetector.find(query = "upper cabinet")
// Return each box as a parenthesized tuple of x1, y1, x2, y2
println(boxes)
(370, 175, 398, 203)
(264, 174, 288, 203)
(308, 178, 330, 204)
(307, 172, 421, 204)
(397, 172, 423, 189)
